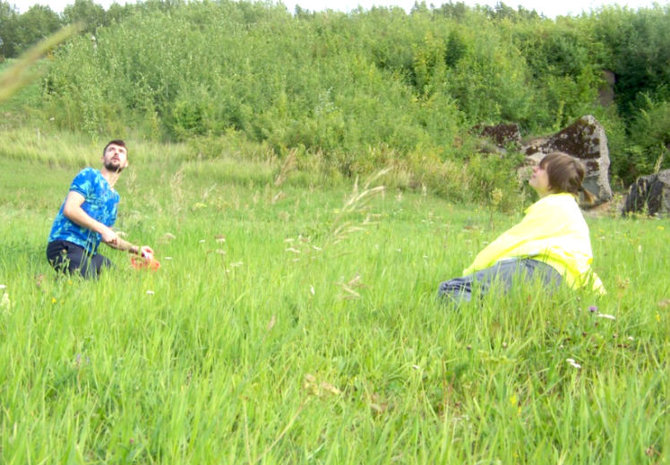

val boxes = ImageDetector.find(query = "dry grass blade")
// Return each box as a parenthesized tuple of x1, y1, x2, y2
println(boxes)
(325, 168, 389, 246)
(274, 149, 298, 186)
(337, 273, 366, 300)
(0, 24, 81, 104)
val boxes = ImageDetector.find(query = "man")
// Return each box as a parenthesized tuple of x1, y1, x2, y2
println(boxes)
(46, 140, 154, 278)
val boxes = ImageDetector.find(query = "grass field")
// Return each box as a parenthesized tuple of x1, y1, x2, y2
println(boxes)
(0, 130, 668, 464)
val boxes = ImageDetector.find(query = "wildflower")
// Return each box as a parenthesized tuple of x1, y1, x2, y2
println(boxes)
(146, 290, 155, 295)
(164, 257, 173, 260)
(52, 297, 57, 304)
(310, 285, 315, 296)
(657, 226, 665, 231)
(0, 284, 5, 290)
(566, 358, 581, 369)
(588, 305, 598, 313)
(215, 235, 226, 243)
(199, 239, 206, 244)
(320, 382, 341, 395)
(596, 313, 616, 320)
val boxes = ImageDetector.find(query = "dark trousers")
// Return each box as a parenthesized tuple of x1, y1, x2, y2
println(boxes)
(438, 258, 562, 304)
(46, 240, 112, 279)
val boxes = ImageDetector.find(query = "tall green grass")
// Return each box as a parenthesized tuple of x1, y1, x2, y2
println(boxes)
(0, 134, 667, 464)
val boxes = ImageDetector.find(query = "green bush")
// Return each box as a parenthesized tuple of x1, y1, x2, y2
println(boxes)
(617, 97, 670, 183)
(13, 0, 666, 191)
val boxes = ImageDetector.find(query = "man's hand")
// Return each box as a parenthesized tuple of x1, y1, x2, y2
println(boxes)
(100, 226, 119, 246)
(140, 246, 154, 260)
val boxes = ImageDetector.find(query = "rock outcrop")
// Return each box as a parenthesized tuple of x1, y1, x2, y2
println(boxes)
(522, 115, 613, 206)
(623, 169, 670, 216)
(473, 123, 521, 149)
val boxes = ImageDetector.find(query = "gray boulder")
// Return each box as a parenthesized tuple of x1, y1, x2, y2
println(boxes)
(623, 170, 670, 216)
(522, 115, 613, 206)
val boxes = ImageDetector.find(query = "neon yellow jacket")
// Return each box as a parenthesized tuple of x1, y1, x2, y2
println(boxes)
(463, 193, 605, 293)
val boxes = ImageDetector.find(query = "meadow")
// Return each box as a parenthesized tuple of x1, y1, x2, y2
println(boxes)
(0, 130, 668, 464)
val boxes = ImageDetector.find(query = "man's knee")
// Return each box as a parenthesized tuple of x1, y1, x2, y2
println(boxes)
(46, 241, 111, 279)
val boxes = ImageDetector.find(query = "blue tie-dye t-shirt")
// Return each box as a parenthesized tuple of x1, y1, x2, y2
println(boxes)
(48, 168, 120, 254)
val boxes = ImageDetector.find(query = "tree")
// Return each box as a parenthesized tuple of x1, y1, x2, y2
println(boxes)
(15, 5, 62, 52)
(63, 0, 106, 32)
(0, 1, 19, 58)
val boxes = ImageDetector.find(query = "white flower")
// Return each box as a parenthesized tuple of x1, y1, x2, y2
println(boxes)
(0, 284, 6, 290)
(146, 290, 155, 295)
(1, 293, 10, 309)
(164, 257, 173, 260)
(566, 358, 581, 369)
(310, 286, 315, 295)
(596, 313, 616, 320)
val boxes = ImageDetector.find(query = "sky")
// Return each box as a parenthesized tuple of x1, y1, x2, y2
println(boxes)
(12, 0, 669, 17)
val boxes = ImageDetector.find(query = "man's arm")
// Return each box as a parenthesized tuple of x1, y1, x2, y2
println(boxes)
(108, 237, 145, 255)
(63, 191, 119, 245)
(62, 191, 152, 256)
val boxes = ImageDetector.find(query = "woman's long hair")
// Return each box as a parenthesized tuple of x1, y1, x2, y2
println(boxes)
(539, 152, 594, 203)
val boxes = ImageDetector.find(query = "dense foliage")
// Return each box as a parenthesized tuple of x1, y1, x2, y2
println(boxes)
(2, 0, 670, 186)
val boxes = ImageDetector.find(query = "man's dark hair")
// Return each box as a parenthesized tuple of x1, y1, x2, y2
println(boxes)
(103, 139, 127, 157)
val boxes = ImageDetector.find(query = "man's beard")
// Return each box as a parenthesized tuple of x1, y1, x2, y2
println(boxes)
(104, 160, 125, 173)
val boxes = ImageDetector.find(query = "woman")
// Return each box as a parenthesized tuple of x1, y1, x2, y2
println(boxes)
(438, 152, 605, 303)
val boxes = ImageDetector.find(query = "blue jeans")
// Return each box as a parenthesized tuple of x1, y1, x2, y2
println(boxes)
(438, 258, 562, 303)
(46, 240, 112, 279)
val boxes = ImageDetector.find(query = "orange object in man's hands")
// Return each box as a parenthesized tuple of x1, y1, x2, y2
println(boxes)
(131, 255, 160, 271)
